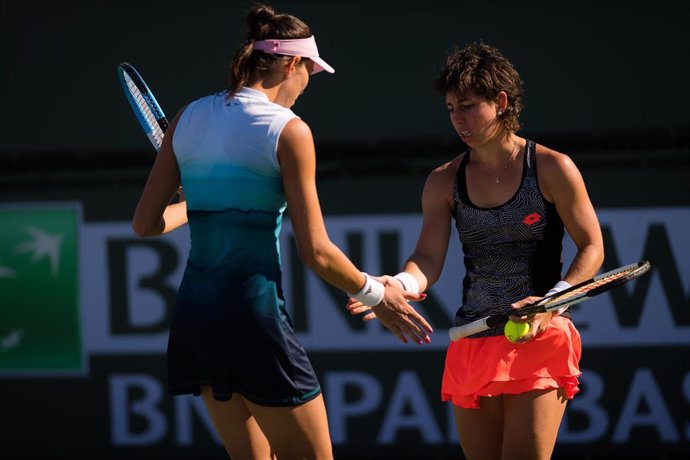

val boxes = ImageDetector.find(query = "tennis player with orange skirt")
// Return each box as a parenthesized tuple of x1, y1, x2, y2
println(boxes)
(348, 41, 604, 460)
(132, 4, 431, 459)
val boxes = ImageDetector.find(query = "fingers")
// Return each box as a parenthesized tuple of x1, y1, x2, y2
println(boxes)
(361, 311, 377, 321)
(509, 295, 542, 322)
(346, 298, 378, 321)
(372, 305, 432, 345)
(511, 320, 538, 344)
(510, 295, 542, 310)
(401, 314, 432, 344)
(508, 313, 534, 323)
(510, 313, 552, 343)
(404, 292, 428, 302)
(408, 319, 432, 344)
(345, 288, 433, 344)
(402, 292, 433, 336)
(347, 302, 373, 316)
(384, 290, 433, 343)
(406, 307, 433, 335)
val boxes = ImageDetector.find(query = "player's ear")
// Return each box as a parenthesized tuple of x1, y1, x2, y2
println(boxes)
(285, 56, 301, 77)
(495, 91, 508, 114)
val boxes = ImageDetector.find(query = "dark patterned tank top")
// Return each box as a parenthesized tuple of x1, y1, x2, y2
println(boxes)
(452, 140, 565, 337)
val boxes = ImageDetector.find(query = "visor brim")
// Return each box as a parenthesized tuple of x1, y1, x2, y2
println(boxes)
(311, 56, 335, 74)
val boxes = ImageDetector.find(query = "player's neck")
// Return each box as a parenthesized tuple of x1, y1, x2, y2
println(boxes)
(246, 82, 278, 102)
(471, 133, 521, 169)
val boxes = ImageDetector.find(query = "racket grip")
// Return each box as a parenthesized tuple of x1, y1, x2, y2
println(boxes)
(448, 318, 490, 341)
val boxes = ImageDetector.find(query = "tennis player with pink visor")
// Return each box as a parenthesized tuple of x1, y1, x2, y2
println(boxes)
(132, 3, 431, 460)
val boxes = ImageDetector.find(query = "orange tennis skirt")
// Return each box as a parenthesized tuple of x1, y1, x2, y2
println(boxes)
(442, 315, 582, 409)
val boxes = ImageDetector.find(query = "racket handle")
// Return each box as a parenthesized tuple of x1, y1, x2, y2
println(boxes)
(448, 318, 490, 341)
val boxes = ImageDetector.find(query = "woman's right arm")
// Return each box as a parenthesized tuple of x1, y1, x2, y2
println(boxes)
(345, 162, 454, 325)
(399, 163, 455, 291)
(132, 108, 188, 237)
(278, 118, 432, 343)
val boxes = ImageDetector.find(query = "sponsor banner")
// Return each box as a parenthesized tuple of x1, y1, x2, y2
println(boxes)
(1, 203, 689, 458)
(1, 351, 688, 459)
(0, 202, 84, 375)
(80, 207, 690, 354)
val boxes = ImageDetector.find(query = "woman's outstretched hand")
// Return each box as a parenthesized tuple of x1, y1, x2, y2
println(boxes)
(346, 275, 432, 344)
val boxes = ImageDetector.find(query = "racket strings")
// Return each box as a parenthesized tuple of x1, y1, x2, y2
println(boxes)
(449, 261, 650, 341)
(123, 74, 165, 144)
(542, 268, 635, 306)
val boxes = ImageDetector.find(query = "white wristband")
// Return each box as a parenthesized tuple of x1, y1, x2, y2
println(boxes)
(349, 273, 385, 307)
(546, 280, 571, 315)
(393, 272, 419, 294)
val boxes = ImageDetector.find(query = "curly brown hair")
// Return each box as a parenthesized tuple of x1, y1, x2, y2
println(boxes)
(434, 41, 524, 133)
(227, 3, 312, 96)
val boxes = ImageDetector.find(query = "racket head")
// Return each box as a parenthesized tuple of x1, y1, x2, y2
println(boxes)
(521, 260, 652, 317)
(449, 261, 652, 341)
(117, 62, 169, 151)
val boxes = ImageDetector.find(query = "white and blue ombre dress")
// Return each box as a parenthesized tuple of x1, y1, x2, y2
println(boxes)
(167, 87, 321, 406)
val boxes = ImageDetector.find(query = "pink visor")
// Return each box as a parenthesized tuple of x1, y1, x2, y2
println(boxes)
(252, 36, 335, 75)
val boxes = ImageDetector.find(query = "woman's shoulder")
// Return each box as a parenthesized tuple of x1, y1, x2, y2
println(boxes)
(176, 93, 222, 118)
(430, 151, 465, 177)
(277, 118, 314, 161)
(280, 117, 312, 139)
(532, 141, 584, 199)
(533, 141, 577, 174)
(424, 152, 465, 191)
(192, 92, 223, 105)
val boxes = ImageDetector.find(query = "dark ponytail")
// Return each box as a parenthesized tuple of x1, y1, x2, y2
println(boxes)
(227, 4, 312, 96)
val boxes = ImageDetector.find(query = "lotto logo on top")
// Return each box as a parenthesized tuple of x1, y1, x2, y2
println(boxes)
(0, 203, 84, 375)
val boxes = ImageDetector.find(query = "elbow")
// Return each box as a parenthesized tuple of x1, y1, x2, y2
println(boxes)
(131, 221, 148, 237)
(299, 250, 322, 271)
(587, 241, 605, 272)
(298, 243, 331, 271)
(597, 244, 605, 268)
(132, 205, 150, 237)
(593, 238, 605, 267)
(132, 219, 157, 238)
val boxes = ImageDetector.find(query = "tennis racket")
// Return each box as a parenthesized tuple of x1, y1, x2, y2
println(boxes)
(117, 62, 168, 151)
(448, 260, 652, 341)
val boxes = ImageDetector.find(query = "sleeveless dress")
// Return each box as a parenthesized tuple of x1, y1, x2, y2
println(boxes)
(441, 140, 581, 409)
(166, 87, 321, 406)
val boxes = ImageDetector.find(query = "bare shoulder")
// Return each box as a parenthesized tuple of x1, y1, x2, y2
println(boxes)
(427, 152, 463, 185)
(534, 143, 577, 172)
(278, 118, 315, 166)
(534, 143, 585, 200)
(534, 142, 584, 183)
(423, 152, 464, 203)
(280, 118, 313, 143)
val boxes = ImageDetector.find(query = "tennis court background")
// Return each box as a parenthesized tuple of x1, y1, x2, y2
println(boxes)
(2, 1, 689, 459)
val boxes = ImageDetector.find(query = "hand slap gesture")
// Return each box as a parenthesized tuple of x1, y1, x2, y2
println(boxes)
(346, 277, 432, 344)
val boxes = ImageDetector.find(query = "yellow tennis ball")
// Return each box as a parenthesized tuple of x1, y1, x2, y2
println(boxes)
(504, 320, 530, 343)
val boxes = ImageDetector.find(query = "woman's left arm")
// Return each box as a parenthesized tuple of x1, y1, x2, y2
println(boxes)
(540, 147, 604, 283)
(509, 148, 605, 340)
